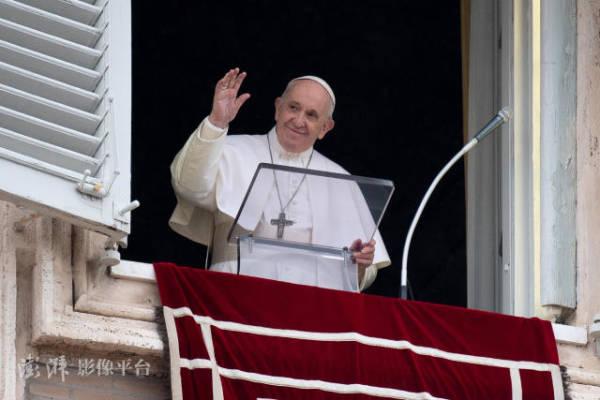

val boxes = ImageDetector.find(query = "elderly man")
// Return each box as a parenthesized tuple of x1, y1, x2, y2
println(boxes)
(169, 68, 390, 290)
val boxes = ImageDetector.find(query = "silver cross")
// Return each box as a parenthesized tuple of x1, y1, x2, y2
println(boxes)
(270, 212, 294, 239)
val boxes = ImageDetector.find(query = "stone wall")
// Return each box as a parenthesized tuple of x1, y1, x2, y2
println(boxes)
(26, 366, 169, 400)
(554, 1, 600, 398)
(0, 201, 169, 399)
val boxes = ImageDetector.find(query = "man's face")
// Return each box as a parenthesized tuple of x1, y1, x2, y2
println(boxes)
(274, 80, 335, 153)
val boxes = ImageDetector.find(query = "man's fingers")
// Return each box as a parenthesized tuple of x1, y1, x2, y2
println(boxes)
(360, 240, 376, 254)
(228, 69, 240, 88)
(350, 238, 376, 252)
(353, 253, 374, 266)
(215, 68, 248, 100)
(352, 238, 375, 266)
(210, 68, 248, 128)
(234, 93, 251, 111)
(216, 77, 226, 91)
(360, 246, 375, 254)
(218, 69, 232, 86)
(225, 68, 236, 84)
(217, 68, 237, 90)
(353, 250, 374, 260)
(233, 71, 247, 91)
(350, 239, 362, 251)
(353, 251, 373, 258)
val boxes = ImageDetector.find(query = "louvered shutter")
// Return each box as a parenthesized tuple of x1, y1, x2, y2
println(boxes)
(0, 0, 133, 239)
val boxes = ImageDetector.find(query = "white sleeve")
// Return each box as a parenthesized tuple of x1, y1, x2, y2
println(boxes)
(170, 117, 228, 210)
(198, 117, 228, 140)
(359, 265, 378, 291)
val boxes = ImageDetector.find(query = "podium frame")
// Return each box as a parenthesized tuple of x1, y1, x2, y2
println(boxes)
(227, 163, 394, 290)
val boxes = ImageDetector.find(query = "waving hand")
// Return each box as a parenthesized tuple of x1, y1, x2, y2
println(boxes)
(208, 68, 251, 129)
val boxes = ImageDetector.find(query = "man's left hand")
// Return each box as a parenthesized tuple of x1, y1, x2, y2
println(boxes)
(350, 238, 376, 270)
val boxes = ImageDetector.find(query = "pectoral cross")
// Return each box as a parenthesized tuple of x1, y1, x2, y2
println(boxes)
(270, 212, 294, 239)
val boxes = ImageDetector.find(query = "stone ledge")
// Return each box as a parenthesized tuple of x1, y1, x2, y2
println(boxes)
(566, 367, 600, 387)
(553, 323, 588, 346)
(32, 306, 165, 357)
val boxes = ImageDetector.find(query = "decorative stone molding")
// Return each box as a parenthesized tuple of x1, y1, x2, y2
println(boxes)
(566, 367, 600, 387)
(564, 367, 600, 399)
(72, 226, 161, 322)
(0, 199, 169, 400)
(29, 219, 165, 357)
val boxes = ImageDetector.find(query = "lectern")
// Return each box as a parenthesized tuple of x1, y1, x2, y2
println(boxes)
(227, 163, 394, 292)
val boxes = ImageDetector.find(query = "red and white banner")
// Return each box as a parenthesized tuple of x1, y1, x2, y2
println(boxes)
(154, 262, 563, 399)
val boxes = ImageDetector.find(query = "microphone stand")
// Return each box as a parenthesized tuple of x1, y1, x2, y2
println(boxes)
(400, 108, 511, 299)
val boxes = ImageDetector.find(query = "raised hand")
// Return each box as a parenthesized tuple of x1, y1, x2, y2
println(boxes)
(208, 68, 251, 129)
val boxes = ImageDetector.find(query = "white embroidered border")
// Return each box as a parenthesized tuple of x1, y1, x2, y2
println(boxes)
(168, 306, 564, 400)
(172, 306, 560, 372)
(180, 357, 447, 400)
(163, 306, 183, 400)
(551, 366, 565, 400)
(200, 323, 224, 400)
(510, 368, 523, 400)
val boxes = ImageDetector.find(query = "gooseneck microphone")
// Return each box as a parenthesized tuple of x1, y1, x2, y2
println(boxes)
(474, 108, 511, 142)
(400, 108, 511, 300)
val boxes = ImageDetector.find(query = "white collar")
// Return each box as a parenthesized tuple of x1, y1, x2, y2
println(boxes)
(268, 127, 313, 165)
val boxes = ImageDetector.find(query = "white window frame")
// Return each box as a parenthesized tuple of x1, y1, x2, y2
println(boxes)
(467, 0, 577, 320)
(466, 0, 536, 316)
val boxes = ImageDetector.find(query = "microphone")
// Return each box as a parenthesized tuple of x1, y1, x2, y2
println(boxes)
(400, 108, 511, 300)
(474, 108, 511, 142)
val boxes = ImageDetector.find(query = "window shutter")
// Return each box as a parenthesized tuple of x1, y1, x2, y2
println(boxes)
(0, 0, 133, 239)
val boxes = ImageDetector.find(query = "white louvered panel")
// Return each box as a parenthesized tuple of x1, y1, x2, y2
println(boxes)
(0, 83, 104, 134)
(0, 106, 102, 155)
(0, 40, 103, 91)
(15, 0, 103, 26)
(0, 0, 107, 176)
(0, 60, 101, 111)
(0, 0, 103, 47)
(0, 17, 103, 69)
(0, 0, 132, 239)
(0, 126, 104, 174)
(0, 144, 94, 182)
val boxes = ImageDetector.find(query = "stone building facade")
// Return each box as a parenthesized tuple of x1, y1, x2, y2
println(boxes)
(0, 1, 599, 399)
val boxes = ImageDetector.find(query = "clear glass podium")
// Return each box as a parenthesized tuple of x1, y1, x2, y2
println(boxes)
(227, 163, 394, 292)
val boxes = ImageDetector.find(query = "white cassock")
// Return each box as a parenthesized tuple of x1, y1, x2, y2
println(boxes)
(169, 117, 391, 290)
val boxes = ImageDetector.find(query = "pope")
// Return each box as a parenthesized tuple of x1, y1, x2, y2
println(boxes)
(169, 68, 391, 290)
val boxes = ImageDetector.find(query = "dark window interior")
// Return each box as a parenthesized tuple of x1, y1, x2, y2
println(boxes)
(124, 1, 466, 306)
